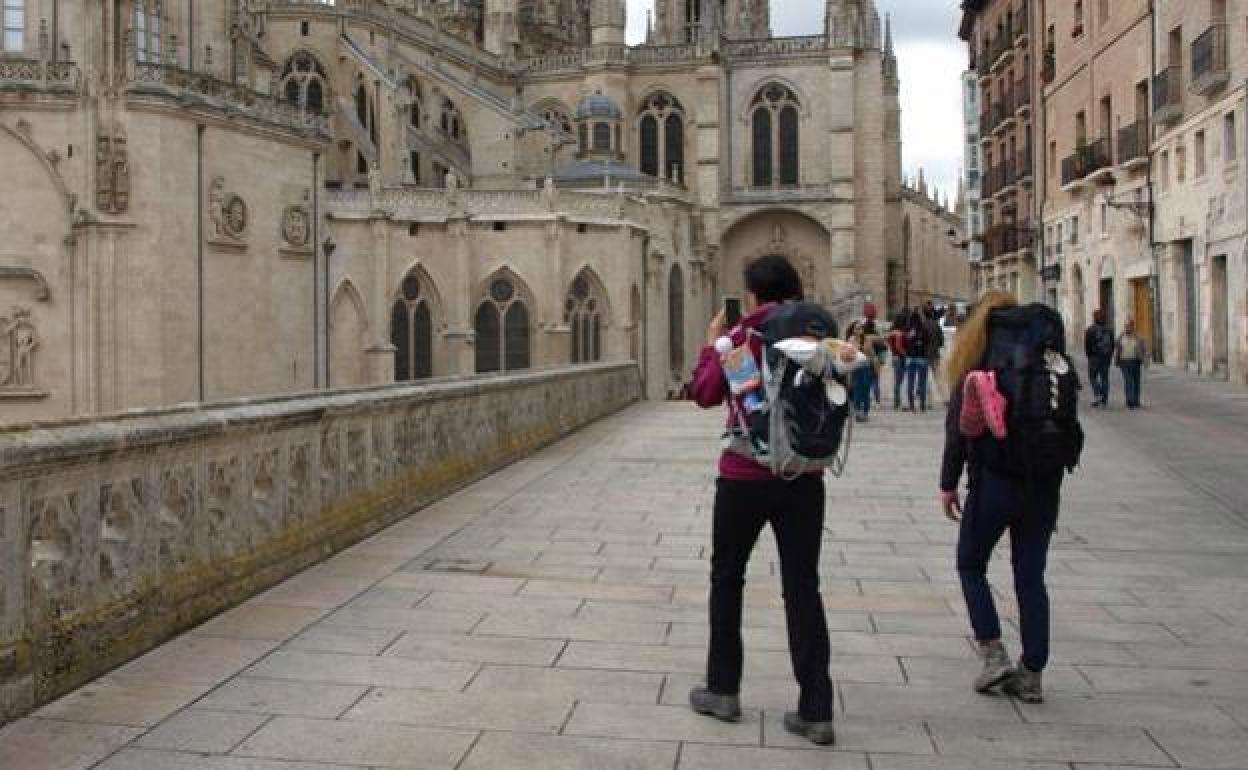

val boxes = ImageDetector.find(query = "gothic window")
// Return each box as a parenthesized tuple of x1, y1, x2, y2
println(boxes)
(280, 53, 329, 114)
(565, 271, 606, 364)
(391, 270, 434, 381)
(750, 83, 802, 188)
(134, 0, 162, 64)
(684, 0, 701, 42)
(3, 0, 24, 52)
(640, 115, 659, 177)
(475, 275, 531, 373)
(638, 93, 686, 183)
(752, 109, 772, 187)
(441, 97, 464, 143)
(668, 264, 685, 375)
(408, 79, 423, 128)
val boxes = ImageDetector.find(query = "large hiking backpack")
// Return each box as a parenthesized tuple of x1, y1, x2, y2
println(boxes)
(973, 303, 1084, 480)
(725, 302, 853, 479)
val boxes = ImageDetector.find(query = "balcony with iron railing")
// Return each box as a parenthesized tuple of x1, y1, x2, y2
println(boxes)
(1015, 78, 1031, 114)
(1191, 23, 1229, 95)
(992, 96, 1013, 133)
(1016, 146, 1034, 181)
(1153, 66, 1183, 125)
(1015, 3, 1030, 43)
(1117, 119, 1149, 168)
(1042, 44, 1056, 84)
(1061, 139, 1113, 189)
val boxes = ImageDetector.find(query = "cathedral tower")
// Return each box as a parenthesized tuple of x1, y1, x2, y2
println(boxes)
(590, 0, 626, 45)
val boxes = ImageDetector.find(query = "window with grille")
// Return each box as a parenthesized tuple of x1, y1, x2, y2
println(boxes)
(593, 122, 612, 151)
(391, 271, 434, 381)
(3, 0, 24, 51)
(750, 84, 801, 188)
(476, 276, 530, 373)
(638, 93, 686, 183)
(566, 272, 605, 364)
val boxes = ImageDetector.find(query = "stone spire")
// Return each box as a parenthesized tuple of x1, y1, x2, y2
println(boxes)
(917, 168, 928, 197)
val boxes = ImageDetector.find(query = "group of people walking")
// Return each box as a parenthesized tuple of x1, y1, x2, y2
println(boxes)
(688, 255, 1081, 747)
(845, 302, 957, 422)
(1084, 310, 1149, 409)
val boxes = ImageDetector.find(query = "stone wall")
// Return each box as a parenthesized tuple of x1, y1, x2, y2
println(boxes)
(0, 363, 640, 722)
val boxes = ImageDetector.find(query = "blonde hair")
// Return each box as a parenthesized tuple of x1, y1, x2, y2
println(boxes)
(945, 290, 1019, 387)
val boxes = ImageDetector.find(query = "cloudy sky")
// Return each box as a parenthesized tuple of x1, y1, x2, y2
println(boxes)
(625, 0, 967, 203)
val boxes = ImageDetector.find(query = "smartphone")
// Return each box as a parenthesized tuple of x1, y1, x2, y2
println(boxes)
(724, 297, 742, 327)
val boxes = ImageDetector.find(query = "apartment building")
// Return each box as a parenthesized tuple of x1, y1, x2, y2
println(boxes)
(1151, 0, 1247, 383)
(1039, 0, 1154, 350)
(960, 0, 1040, 301)
(963, 70, 986, 286)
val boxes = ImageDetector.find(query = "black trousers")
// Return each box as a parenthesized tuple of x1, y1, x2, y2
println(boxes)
(706, 475, 834, 721)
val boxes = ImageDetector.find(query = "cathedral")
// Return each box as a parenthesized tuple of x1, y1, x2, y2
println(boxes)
(0, 0, 902, 420)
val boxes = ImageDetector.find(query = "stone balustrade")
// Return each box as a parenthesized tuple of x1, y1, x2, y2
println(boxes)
(325, 186, 661, 224)
(128, 62, 330, 137)
(0, 58, 81, 94)
(0, 363, 641, 721)
(722, 35, 828, 59)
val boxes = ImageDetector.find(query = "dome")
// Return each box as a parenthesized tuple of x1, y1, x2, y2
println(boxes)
(575, 91, 622, 121)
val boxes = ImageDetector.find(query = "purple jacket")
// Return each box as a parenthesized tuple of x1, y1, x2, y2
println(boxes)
(689, 305, 779, 482)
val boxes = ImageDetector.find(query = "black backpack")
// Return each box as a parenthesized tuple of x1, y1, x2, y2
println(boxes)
(727, 303, 852, 478)
(973, 303, 1084, 480)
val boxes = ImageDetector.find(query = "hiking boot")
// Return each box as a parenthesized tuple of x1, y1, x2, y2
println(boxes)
(972, 640, 1014, 693)
(689, 687, 741, 722)
(782, 711, 836, 745)
(1002, 661, 1044, 704)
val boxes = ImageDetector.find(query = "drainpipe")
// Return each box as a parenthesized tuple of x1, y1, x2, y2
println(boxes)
(196, 123, 205, 401)
(313, 151, 322, 388)
(1147, 0, 1163, 363)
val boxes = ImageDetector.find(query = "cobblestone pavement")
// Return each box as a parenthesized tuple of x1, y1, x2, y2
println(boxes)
(4, 382, 1248, 769)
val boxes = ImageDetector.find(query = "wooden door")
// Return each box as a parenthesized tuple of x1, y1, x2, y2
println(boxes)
(1132, 278, 1155, 359)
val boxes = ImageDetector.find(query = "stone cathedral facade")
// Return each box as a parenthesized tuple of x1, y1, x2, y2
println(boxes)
(0, 0, 901, 421)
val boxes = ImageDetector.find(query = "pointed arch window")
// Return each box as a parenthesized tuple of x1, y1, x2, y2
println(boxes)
(441, 97, 465, 144)
(668, 264, 685, 375)
(750, 84, 801, 188)
(639, 93, 686, 184)
(407, 79, 423, 128)
(134, 1, 163, 64)
(476, 276, 530, 373)
(391, 271, 434, 381)
(281, 53, 329, 114)
(3, 0, 25, 52)
(566, 272, 606, 364)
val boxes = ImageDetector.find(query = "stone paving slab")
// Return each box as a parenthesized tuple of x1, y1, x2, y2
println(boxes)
(5, 399, 1248, 768)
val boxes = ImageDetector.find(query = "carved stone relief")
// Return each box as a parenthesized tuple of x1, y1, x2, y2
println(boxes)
(280, 190, 313, 257)
(0, 307, 44, 398)
(208, 176, 249, 248)
(95, 133, 130, 215)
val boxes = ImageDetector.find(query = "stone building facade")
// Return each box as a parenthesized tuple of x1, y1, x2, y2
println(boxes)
(960, 0, 1039, 302)
(1151, 0, 1246, 383)
(899, 174, 971, 311)
(0, 0, 902, 421)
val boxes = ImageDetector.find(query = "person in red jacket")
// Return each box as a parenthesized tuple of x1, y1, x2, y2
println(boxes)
(686, 255, 837, 746)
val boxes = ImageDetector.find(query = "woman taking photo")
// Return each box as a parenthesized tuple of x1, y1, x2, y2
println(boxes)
(686, 255, 837, 745)
(939, 290, 1067, 704)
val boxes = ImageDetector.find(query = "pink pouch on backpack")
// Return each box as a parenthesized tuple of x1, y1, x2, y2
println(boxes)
(960, 370, 1008, 440)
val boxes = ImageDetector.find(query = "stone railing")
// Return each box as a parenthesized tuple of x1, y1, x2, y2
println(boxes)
(721, 183, 840, 204)
(723, 35, 827, 59)
(0, 58, 81, 94)
(128, 61, 330, 137)
(326, 186, 657, 224)
(0, 363, 641, 721)
(520, 43, 704, 74)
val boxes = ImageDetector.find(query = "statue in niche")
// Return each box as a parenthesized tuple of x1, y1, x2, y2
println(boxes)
(95, 134, 130, 214)
(0, 307, 38, 388)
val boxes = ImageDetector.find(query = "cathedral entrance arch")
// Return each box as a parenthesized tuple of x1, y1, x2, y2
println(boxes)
(719, 209, 830, 303)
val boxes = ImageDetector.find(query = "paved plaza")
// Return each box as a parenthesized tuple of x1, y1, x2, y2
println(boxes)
(4, 373, 1248, 769)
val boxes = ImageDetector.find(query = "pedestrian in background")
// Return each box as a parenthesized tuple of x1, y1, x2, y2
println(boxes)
(904, 310, 931, 411)
(1116, 318, 1148, 409)
(886, 314, 909, 409)
(1084, 309, 1114, 407)
(849, 321, 882, 422)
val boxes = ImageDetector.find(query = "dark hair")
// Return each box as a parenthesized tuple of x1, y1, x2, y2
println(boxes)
(893, 313, 908, 328)
(744, 255, 803, 304)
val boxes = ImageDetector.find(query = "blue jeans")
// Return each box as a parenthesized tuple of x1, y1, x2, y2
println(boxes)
(957, 469, 1061, 672)
(1119, 359, 1142, 408)
(852, 367, 875, 417)
(1088, 356, 1111, 404)
(891, 356, 906, 406)
(905, 357, 929, 410)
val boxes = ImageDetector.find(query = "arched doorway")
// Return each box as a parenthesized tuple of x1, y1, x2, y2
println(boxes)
(720, 210, 831, 305)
